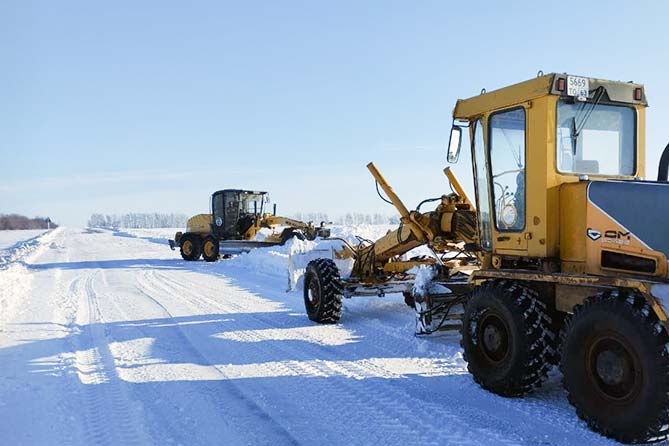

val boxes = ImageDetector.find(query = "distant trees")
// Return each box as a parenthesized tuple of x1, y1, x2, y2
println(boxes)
(88, 211, 397, 230)
(336, 213, 400, 225)
(0, 214, 57, 230)
(290, 212, 399, 225)
(88, 213, 188, 229)
(289, 212, 330, 224)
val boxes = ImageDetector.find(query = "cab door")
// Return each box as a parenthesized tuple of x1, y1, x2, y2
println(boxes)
(211, 191, 226, 238)
(223, 192, 242, 237)
(487, 107, 528, 252)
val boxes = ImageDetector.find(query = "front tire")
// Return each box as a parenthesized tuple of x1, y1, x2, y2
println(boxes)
(180, 234, 202, 261)
(202, 236, 219, 262)
(561, 291, 669, 443)
(461, 280, 554, 396)
(303, 258, 343, 323)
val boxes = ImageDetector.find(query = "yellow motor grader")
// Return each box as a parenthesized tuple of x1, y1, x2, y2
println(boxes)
(302, 72, 669, 443)
(169, 189, 330, 261)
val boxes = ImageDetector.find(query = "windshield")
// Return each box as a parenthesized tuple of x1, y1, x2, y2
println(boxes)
(241, 194, 265, 214)
(557, 99, 636, 176)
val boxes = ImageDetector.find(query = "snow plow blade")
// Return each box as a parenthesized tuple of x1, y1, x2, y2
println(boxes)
(218, 240, 281, 255)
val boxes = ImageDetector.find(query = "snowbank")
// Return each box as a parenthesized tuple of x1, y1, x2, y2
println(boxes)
(221, 224, 397, 282)
(0, 228, 60, 322)
(0, 229, 56, 269)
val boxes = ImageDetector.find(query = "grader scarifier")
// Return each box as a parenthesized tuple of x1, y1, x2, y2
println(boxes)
(302, 72, 669, 443)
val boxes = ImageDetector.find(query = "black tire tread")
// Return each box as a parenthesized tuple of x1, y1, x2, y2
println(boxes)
(560, 290, 669, 443)
(460, 279, 555, 396)
(304, 258, 343, 324)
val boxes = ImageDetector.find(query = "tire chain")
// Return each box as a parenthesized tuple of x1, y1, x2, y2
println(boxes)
(561, 290, 669, 443)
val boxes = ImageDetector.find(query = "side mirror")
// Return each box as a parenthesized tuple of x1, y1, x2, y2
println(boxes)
(447, 126, 462, 163)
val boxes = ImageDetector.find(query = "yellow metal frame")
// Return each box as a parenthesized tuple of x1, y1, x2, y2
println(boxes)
(453, 73, 647, 262)
(447, 73, 669, 327)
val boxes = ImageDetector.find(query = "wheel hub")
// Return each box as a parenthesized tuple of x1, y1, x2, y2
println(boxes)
(479, 313, 510, 364)
(307, 282, 320, 307)
(588, 336, 639, 401)
(183, 241, 192, 255)
(596, 350, 626, 386)
(483, 325, 503, 352)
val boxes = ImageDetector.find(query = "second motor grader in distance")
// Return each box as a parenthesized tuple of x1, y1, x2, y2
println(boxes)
(170, 189, 330, 261)
(302, 72, 669, 443)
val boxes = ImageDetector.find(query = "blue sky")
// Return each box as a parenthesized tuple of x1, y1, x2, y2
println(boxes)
(2, 1, 668, 226)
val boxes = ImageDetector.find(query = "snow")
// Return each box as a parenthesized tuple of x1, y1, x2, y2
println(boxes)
(410, 264, 438, 296)
(0, 229, 49, 265)
(0, 228, 60, 324)
(0, 229, 48, 249)
(0, 226, 625, 445)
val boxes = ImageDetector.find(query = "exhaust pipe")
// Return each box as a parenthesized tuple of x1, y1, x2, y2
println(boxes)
(658, 142, 669, 182)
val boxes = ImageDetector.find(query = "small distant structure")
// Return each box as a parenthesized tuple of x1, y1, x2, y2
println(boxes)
(45, 217, 52, 230)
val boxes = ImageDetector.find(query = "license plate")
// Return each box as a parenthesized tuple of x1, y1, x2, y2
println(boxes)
(567, 75, 589, 98)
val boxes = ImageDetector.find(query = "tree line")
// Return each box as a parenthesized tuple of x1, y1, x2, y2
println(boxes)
(0, 214, 57, 230)
(88, 213, 188, 229)
(291, 212, 400, 225)
(88, 211, 399, 229)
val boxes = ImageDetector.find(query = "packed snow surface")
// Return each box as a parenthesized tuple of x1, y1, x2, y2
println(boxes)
(0, 227, 629, 445)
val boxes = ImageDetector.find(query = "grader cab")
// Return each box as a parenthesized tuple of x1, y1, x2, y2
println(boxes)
(211, 189, 270, 240)
(302, 73, 669, 443)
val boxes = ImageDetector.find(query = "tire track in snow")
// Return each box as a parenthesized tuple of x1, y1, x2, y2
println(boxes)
(66, 271, 151, 446)
(150, 269, 608, 446)
(115, 268, 301, 446)
(138, 270, 524, 446)
(324, 309, 603, 446)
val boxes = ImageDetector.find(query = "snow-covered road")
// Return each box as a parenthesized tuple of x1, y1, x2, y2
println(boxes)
(0, 228, 622, 445)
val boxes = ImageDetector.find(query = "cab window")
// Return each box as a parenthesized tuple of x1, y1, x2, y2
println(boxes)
(556, 100, 635, 176)
(489, 107, 526, 231)
(472, 119, 493, 250)
(213, 194, 224, 222)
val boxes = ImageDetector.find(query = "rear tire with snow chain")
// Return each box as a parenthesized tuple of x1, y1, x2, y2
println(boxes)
(561, 291, 669, 443)
(303, 258, 343, 324)
(461, 280, 554, 396)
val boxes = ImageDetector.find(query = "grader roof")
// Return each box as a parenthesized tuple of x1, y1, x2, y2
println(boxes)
(212, 189, 268, 196)
(452, 73, 648, 119)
